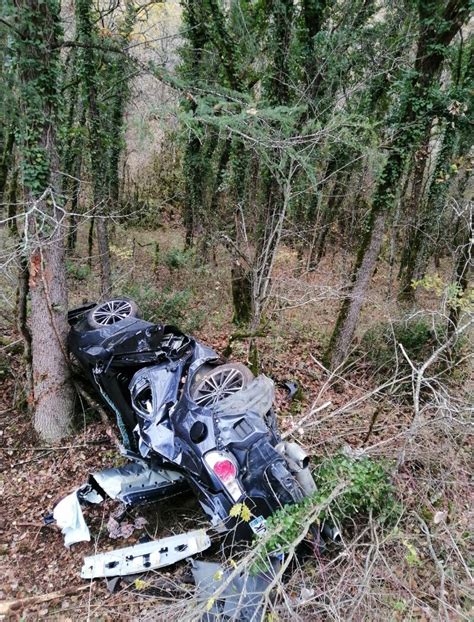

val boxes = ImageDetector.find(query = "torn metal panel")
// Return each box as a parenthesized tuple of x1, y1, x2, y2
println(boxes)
(52, 460, 187, 548)
(89, 461, 187, 506)
(81, 530, 211, 579)
(191, 558, 280, 621)
(213, 375, 275, 418)
(130, 364, 182, 422)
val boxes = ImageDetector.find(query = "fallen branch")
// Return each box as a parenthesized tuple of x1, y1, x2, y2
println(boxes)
(0, 584, 92, 615)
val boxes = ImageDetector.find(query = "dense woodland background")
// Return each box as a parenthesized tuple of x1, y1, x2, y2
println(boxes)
(0, 0, 473, 619)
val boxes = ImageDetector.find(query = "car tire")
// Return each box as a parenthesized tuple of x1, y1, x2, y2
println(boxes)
(87, 298, 140, 329)
(190, 362, 254, 407)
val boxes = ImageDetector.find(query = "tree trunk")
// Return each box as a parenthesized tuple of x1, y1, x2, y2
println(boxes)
(29, 236, 74, 440)
(96, 216, 111, 296)
(76, 0, 112, 295)
(0, 130, 14, 199)
(87, 216, 94, 268)
(229, 141, 253, 325)
(16, 255, 33, 401)
(14, 0, 75, 441)
(66, 140, 83, 253)
(315, 168, 350, 265)
(327, 210, 386, 367)
(251, 162, 294, 331)
(180, 2, 211, 249)
(326, 0, 470, 368)
(398, 125, 433, 301)
(448, 218, 472, 337)
(7, 166, 18, 234)
(231, 261, 252, 326)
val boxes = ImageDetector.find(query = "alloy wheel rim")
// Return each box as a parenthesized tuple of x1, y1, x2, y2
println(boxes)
(92, 300, 133, 326)
(193, 368, 246, 406)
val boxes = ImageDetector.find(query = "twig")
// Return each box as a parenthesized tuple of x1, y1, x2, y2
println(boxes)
(416, 513, 449, 621)
(281, 400, 332, 439)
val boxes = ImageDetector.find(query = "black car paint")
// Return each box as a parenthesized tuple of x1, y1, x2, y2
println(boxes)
(68, 302, 303, 538)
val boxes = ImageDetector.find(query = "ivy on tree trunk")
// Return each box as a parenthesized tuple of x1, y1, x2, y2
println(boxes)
(12, 0, 75, 441)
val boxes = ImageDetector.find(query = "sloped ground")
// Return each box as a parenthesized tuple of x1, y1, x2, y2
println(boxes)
(0, 223, 472, 620)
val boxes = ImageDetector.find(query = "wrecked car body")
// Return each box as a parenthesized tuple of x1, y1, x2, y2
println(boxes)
(67, 298, 317, 540)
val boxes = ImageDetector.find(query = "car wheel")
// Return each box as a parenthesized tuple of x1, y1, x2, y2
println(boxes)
(190, 363, 254, 407)
(87, 298, 140, 329)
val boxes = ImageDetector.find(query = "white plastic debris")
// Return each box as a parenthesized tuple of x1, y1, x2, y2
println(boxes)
(80, 529, 211, 579)
(53, 490, 91, 547)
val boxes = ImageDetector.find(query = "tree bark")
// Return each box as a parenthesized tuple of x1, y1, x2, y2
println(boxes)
(314, 168, 351, 266)
(29, 236, 74, 440)
(448, 218, 471, 337)
(0, 130, 14, 199)
(328, 210, 386, 367)
(14, 0, 75, 440)
(76, 0, 112, 295)
(16, 255, 33, 400)
(96, 216, 111, 296)
(398, 125, 434, 301)
(231, 260, 252, 326)
(229, 141, 253, 325)
(7, 166, 18, 234)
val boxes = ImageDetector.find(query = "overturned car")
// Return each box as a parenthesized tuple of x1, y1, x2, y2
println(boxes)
(68, 298, 317, 540)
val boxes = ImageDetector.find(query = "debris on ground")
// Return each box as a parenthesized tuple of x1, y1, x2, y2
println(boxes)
(81, 530, 211, 579)
(191, 558, 281, 621)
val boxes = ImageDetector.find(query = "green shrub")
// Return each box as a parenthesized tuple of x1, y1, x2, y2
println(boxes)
(313, 453, 399, 523)
(66, 260, 91, 281)
(254, 454, 399, 560)
(123, 282, 204, 332)
(361, 318, 438, 374)
(163, 247, 193, 271)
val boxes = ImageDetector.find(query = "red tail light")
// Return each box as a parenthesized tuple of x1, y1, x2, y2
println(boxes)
(204, 451, 243, 502)
(213, 459, 237, 482)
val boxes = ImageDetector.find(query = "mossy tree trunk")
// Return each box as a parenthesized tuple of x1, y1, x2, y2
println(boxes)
(13, 0, 75, 441)
(229, 141, 253, 326)
(76, 0, 111, 296)
(0, 130, 14, 200)
(327, 0, 470, 368)
(401, 40, 473, 290)
(180, 1, 211, 250)
(75, 0, 134, 296)
(398, 126, 434, 302)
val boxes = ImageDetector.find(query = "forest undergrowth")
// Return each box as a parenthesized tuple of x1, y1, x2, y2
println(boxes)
(1, 221, 472, 621)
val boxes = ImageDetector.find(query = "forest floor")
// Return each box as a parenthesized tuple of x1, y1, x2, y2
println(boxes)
(0, 222, 472, 620)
